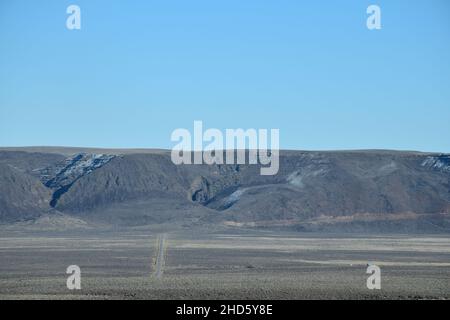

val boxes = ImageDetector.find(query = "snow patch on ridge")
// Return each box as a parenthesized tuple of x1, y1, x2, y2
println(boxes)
(421, 155, 450, 173)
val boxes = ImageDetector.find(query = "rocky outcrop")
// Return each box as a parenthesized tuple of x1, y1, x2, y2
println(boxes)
(189, 176, 212, 203)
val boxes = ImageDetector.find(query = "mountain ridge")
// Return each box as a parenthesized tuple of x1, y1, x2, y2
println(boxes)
(1, 148, 449, 233)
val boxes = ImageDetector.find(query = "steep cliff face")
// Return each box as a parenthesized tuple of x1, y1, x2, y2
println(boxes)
(35, 153, 116, 207)
(0, 148, 449, 232)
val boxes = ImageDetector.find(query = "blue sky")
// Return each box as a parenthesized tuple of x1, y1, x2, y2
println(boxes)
(1, 0, 449, 151)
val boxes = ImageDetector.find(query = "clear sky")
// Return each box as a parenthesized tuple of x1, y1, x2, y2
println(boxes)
(1, 0, 449, 152)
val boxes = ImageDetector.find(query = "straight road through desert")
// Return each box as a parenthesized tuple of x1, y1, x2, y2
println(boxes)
(154, 233, 167, 278)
